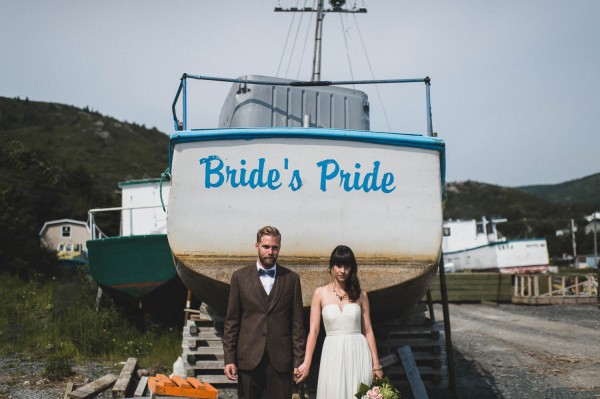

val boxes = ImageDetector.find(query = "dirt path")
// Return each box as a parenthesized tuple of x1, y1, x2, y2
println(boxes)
(446, 303, 600, 399)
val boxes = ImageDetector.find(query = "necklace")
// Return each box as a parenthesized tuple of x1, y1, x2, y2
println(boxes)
(331, 284, 347, 301)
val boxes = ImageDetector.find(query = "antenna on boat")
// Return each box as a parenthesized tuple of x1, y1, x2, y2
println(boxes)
(275, 0, 367, 82)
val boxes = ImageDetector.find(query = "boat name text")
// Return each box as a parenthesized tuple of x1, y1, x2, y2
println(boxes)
(198, 156, 396, 193)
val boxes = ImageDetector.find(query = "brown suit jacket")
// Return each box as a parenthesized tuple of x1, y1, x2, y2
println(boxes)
(223, 264, 305, 372)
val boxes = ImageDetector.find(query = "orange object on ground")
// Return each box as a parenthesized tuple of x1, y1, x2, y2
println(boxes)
(147, 374, 219, 399)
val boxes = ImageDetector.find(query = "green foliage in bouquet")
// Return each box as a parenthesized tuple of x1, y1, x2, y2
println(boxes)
(355, 376, 400, 399)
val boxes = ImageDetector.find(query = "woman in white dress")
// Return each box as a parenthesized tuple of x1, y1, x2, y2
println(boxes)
(295, 245, 383, 398)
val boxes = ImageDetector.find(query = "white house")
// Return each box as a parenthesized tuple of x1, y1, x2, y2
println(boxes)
(39, 219, 90, 252)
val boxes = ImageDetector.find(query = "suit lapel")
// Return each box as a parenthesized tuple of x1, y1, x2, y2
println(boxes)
(267, 266, 286, 313)
(248, 266, 269, 308)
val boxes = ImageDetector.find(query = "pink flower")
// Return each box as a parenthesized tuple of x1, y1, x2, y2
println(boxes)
(365, 387, 383, 399)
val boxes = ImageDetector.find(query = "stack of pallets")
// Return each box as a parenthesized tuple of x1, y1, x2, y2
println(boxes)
(375, 304, 449, 398)
(181, 305, 236, 386)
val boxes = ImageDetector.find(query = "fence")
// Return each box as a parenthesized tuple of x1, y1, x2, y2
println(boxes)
(512, 274, 598, 304)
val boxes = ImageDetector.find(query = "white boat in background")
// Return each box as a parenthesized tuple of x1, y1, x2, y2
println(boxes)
(442, 217, 549, 273)
(87, 179, 191, 325)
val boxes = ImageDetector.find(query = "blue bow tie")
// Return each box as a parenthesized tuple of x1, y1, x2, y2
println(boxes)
(258, 268, 275, 278)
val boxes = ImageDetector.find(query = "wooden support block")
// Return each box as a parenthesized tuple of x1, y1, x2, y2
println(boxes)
(171, 375, 192, 389)
(398, 346, 429, 399)
(134, 376, 148, 397)
(113, 357, 138, 398)
(68, 374, 117, 399)
(187, 320, 198, 335)
(148, 374, 218, 398)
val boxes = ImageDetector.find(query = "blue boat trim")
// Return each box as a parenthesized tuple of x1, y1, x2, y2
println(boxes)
(170, 127, 444, 150)
(168, 127, 446, 197)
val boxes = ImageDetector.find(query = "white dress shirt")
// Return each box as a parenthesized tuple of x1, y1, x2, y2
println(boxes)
(256, 261, 277, 295)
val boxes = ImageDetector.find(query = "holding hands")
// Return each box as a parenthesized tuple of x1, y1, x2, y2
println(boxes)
(294, 362, 309, 383)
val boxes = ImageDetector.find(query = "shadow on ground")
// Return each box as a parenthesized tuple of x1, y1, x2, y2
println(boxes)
(451, 349, 503, 399)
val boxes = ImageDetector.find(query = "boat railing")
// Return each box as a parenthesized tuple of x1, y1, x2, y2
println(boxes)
(87, 205, 166, 239)
(171, 74, 434, 135)
(512, 274, 598, 304)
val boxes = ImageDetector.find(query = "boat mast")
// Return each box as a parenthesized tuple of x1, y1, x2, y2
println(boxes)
(275, 0, 367, 82)
(312, 0, 325, 82)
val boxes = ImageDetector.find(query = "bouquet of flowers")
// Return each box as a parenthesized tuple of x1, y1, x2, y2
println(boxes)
(355, 376, 400, 399)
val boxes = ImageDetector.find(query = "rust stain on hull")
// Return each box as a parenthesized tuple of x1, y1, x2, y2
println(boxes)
(174, 253, 438, 322)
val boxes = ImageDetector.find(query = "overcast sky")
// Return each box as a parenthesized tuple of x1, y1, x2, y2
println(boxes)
(1, 0, 598, 187)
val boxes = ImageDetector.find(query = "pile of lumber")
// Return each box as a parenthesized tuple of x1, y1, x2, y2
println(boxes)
(63, 357, 218, 399)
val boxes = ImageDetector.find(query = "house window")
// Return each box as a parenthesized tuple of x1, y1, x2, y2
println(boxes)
(62, 226, 71, 237)
(443, 227, 451, 237)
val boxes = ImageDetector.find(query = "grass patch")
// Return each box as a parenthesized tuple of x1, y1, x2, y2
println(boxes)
(0, 272, 181, 370)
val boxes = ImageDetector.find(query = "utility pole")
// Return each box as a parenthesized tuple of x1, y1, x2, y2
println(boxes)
(571, 218, 577, 260)
(275, 0, 367, 81)
(585, 212, 599, 301)
(586, 212, 599, 268)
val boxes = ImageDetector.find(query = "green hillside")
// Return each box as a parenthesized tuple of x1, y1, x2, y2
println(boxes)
(515, 173, 600, 207)
(0, 96, 597, 278)
(0, 96, 170, 278)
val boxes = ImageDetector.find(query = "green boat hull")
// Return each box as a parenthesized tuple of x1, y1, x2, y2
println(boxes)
(87, 234, 177, 298)
(86, 234, 195, 326)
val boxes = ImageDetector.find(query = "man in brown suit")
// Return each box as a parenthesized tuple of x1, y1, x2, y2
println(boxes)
(223, 226, 305, 398)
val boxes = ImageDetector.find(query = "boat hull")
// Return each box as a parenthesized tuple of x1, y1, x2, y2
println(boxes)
(87, 234, 177, 298)
(167, 128, 445, 321)
(87, 234, 190, 324)
(444, 239, 550, 272)
(174, 256, 438, 324)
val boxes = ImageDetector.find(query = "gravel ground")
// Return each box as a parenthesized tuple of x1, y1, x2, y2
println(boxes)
(2, 303, 599, 399)
(447, 303, 600, 399)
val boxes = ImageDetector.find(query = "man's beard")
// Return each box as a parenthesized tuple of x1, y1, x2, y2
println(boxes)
(259, 254, 276, 268)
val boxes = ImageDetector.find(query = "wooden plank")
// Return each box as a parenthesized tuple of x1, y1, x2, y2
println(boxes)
(189, 374, 235, 385)
(113, 357, 138, 398)
(134, 376, 148, 397)
(183, 331, 223, 340)
(379, 352, 399, 368)
(398, 346, 429, 399)
(183, 360, 225, 369)
(181, 346, 224, 355)
(68, 374, 117, 399)
(63, 381, 74, 399)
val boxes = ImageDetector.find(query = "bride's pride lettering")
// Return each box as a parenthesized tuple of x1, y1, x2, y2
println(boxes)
(198, 155, 396, 194)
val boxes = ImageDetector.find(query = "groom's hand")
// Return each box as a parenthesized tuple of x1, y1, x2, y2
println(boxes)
(224, 363, 238, 380)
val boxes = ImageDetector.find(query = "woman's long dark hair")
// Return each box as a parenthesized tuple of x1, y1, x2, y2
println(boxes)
(328, 245, 361, 302)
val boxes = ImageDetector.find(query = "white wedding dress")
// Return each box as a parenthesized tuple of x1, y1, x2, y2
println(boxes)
(316, 303, 373, 398)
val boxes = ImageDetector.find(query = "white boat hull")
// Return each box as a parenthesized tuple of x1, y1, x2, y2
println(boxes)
(167, 128, 445, 320)
(444, 239, 550, 272)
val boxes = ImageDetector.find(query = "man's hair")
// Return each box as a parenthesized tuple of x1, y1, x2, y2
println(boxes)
(256, 226, 281, 243)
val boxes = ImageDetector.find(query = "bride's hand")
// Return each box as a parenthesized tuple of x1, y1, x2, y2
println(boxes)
(372, 366, 383, 379)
